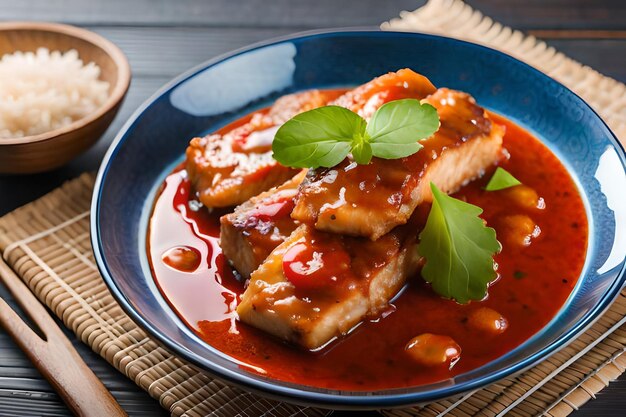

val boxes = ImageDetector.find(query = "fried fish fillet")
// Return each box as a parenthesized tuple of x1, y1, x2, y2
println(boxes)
(236, 223, 419, 350)
(187, 69, 436, 208)
(331, 68, 436, 118)
(186, 90, 334, 208)
(220, 170, 306, 278)
(291, 88, 505, 240)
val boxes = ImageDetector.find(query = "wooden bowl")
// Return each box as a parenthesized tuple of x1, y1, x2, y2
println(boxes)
(0, 22, 131, 174)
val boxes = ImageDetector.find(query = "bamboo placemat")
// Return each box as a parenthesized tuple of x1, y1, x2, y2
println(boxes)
(0, 172, 624, 417)
(0, 1, 624, 416)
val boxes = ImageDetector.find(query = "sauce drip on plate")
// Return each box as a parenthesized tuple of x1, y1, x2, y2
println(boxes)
(162, 246, 201, 272)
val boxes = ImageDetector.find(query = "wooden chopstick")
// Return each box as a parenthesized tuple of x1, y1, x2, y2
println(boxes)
(0, 257, 127, 417)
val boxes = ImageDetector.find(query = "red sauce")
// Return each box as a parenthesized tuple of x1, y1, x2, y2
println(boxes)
(282, 240, 352, 292)
(147, 108, 588, 391)
(247, 190, 297, 222)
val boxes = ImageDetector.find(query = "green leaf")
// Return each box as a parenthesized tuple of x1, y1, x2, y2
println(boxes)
(272, 106, 366, 168)
(485, 167, 521, 191)
(351, 135, 373, 165)
(370, 141, 422, 159)
(366, 99, 439, 159)
(271, 99, 440, 168)
(418, 183, 501, 304)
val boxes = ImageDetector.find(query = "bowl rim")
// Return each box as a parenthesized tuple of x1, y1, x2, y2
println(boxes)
(0, 21, 131, 145)
(91, 28, 626, 408)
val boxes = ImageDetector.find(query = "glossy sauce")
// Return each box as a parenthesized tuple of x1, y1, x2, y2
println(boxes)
(292, 89, 500, 240)
(226, 183, 301, 270)
(263, 225, 407, 307)
(148, 107, 588, 391)
(282, 241, 352, 291)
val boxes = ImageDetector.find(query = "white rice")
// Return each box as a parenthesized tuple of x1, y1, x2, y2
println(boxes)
(0, 48, 110, 139)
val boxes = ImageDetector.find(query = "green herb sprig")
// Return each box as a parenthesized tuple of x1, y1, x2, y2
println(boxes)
(485, 167, 521, 191)
(418, 183, 501, 303)
(272, 99, 440, 168)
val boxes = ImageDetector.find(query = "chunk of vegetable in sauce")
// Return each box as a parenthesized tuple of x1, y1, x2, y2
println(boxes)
(502, 185, 545, 210)
(405, 333, 461, 368)
(500, 214, 541, 247)
(468, 307, 508, 335)
(247, 189, 297, 222)
(282, 241, 351, 291)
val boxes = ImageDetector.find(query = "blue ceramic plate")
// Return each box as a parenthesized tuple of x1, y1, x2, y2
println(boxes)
(92, 30, 626, 408)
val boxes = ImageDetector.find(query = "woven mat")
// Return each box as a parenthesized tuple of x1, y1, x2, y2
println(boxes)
(0, 1, 625, 416)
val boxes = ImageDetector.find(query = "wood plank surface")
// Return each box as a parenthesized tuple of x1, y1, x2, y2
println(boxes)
(0, 0, 421, 27)
(470, 0, 626, 30)
(0, 1, 624, 416)
(0, 0, 624, 30)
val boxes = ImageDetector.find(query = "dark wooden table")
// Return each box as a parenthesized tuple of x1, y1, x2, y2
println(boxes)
(0, 1, 624, 416)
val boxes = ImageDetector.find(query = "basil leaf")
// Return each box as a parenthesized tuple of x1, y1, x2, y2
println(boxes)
(370, 141, 422, 160)
(418, 183, 501, 304)
(272, 106, 366, 168)
(271, 99, 440, 168)
(366, 99, 439, 159)
(351, 136, 373, 165)
(485, 167, 522, 191)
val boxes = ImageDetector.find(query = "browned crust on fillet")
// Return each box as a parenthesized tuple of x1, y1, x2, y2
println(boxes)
(185, 90, 331, 208)
(291, 88, 505, 240)
(186, 137, 295, 208)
